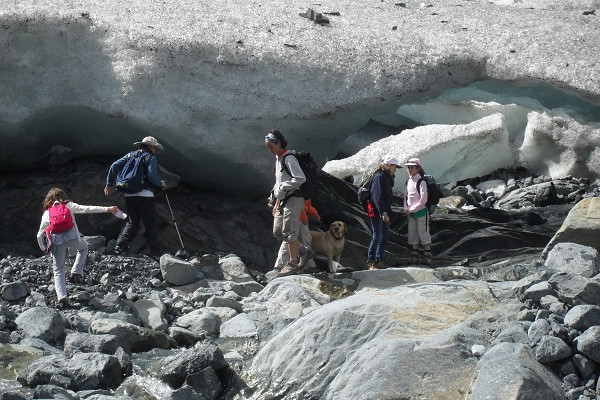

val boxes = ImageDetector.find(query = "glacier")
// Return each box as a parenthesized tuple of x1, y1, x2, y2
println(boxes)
(1, 0, 600, 196)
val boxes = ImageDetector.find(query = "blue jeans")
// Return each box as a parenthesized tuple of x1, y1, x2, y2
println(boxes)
(367, 216, 388, 262)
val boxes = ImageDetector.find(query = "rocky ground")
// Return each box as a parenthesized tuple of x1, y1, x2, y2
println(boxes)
(0, 159, 599, 399)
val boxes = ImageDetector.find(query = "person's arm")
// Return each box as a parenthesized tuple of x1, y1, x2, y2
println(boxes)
(146, 155, 167, 190)
(104, 153, 130, 195)
(68, 202, 117, 215)
(36, 211, 50, 251)
(278, 155, 306, 194)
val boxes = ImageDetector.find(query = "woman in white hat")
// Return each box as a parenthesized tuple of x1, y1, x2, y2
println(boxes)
(404, 158, 432, 265)
(366, 155, 400, 270)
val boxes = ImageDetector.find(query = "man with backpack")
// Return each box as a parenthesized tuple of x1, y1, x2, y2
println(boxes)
(104, 136, 167, 260)
(265, 129, 314, 276)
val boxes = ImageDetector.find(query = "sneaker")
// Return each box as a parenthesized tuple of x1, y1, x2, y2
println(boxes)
(410, 251, 419, 263)
(298, 248, 315, 268)
(57, 298, 70, 310)
(423, 251, 433, 265)
(69, 273, 84, 284)
(279, 261, 301, 276)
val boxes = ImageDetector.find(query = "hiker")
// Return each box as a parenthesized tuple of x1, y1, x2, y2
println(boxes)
(104, 136, 167, 260)
(36, 187, 118, 308)
(404, 157, 433, 265)
(265, 129, 314, 276)
(274, 199, 320, 272)
(366, 155, 401, 270)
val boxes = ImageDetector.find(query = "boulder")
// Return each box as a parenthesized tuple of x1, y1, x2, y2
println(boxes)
(548, 272, 600, 306)
(1, 281, 30, 301)
(89, 318, 170, 353)
(575, 326, 600, 363)
(134, 298, 168, 332)
(543, 197, 600, 258)
(160, 254, 197, 286)
(149, 342, 226, 389)
(544, 242, 600, 278)
(63, 332, 122, 357)
(15, 307, 65, 344)
(218, 255, 254, 283)
(469, 342, 565, 400)
(564, 305, 600, 331)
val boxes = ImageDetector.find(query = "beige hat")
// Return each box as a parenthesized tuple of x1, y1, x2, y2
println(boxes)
(134, 136, 164, 154)
(405, 158, 421, 166)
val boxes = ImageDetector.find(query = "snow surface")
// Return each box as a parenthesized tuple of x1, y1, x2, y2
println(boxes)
(1, 0, 600, 194)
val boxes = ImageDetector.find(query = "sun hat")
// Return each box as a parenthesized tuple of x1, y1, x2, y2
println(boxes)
(381, 155, 401, 166)
(405, 158, 421, 166)
(134, 136, 164, 154)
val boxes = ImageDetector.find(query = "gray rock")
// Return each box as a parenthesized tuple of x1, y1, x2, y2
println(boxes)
(523, 281, 553, 303)
(160, 254, 197, 286)
(219, 313, 258, 338)
(512, 273, 547, 302)
(90, 318, 170, 353)
(185, 367, 222, 400)
(63, 332, 121, 357)
(528, 319, 551, 346)
(134, 298, 168, 332)
(564, 305, 600, 331)
(545, 242, 600, 278)
(218, 255, 254, 283)
(161, 385, 208, 400)
(548, 272, 600, 306)
(173, 309, 220, 337)
(494, 182, 556, 209)
(572, 354, 597, 380)
(168, 326, 205, 348)
(18, 352, 122, 391)
(490, 321, 529, 346)
(150, 342, 226, 389)
(575, 326, 600, 363)
(33, 384, 78, 400)
(83, 235, 107, 251)
(534, 335, 571, 362)
(205, 296, 243, 313)
(469, 342, 565, 400)
(15, 307, 65, 344)
(1, 281, 30, 301)
(114, 347, 133, 378)
(539, 294, 560, 310)
(229, 281, 264, 298)
(19, 338, 62, 355)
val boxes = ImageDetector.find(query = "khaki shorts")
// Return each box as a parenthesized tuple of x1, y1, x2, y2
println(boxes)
(273, 196, 304, 243)
(407, 214, 431, 246)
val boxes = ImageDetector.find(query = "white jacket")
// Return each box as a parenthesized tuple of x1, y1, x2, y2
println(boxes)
(36, 201, 109, 251)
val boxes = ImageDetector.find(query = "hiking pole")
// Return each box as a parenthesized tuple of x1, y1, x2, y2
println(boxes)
(164, 193, 188, 258)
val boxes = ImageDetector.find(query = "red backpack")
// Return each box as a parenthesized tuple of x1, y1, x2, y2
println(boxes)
(48, 203, 74, 233)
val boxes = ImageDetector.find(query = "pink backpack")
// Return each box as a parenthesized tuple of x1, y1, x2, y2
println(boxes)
(48, 203, 74, 233)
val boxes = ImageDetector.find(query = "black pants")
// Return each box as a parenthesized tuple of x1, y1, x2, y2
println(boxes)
(117, 196, 161, 257)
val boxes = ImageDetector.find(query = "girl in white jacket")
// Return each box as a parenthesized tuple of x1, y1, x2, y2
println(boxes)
(37, 188, 117, 308)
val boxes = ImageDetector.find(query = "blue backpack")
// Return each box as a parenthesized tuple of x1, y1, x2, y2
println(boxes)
(115, 150, 153, 193)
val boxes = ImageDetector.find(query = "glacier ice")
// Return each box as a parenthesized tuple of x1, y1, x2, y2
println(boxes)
(322, 114, 515, 190)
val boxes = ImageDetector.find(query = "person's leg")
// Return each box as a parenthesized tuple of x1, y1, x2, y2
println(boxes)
(299, 224, 317, 270)
(279, 197, 304, 275)
(274, 241, 289, 271)
(51, 242, 68, 300)
(69, 238, 89, 277)
(367, 217, 382, 269)
(417, 215, 433, 264)
(375, 221, 389, 266)
(407, 216, 420, 262)
(138, 197, 161, 257)
(117, 196, 141, 248)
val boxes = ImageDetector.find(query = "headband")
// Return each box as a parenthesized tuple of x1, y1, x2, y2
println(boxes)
(265, 133, 281, 145)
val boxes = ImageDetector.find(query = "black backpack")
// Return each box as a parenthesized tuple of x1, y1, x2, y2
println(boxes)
(407, 175, 443, 214)
(357, 170, 377, 211)
(281, 151, 319, 200)
(115, 150, 153, 193)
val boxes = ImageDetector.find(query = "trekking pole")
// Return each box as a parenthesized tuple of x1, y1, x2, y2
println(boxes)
(164, 193, 186, 252)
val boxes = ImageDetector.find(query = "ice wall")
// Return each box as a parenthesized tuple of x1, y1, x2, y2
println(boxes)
(1, 1, 600, 196)
(322, 114, 514, 189)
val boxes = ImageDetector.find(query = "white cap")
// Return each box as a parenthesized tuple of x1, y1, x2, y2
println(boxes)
(382, 155, 401, 166)
(405, 157, 422, 166)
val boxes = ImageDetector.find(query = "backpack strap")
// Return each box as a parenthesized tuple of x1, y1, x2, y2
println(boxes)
(405, 177, 424, 196)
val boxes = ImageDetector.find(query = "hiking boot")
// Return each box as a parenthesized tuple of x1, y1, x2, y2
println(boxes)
(423, 251, 433, 266)
(367, 260, 376, 270)
(298, 248, 315, 268)
(69, 273, 84, 285)
(114, 244, 129, 254)
(410, 251, 419, 264)
(279, 261, 301, 276)
(375, 260, 385, 269)
(56, 298, 70, 310)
